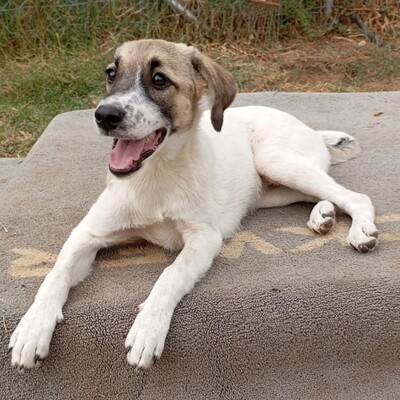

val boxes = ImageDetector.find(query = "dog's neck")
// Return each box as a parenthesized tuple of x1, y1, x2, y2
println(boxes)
(105, 108, 215, 223)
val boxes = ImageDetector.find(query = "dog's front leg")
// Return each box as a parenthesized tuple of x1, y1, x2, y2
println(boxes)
(125, 221, 222, 369)
(8, 189, 133, 370)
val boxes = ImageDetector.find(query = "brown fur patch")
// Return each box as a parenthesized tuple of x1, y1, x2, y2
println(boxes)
(106, 39, 237, 133)
(190, 49, 237, 131)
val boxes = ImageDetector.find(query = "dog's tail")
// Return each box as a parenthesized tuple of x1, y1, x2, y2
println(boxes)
(318, 130, 361, 165)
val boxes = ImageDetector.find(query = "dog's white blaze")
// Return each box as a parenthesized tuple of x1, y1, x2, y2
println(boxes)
(98, 67, 166, 140)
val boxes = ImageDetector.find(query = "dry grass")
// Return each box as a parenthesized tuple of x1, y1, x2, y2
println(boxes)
(335, 0, 400, 40)
(1, 0, 400, 157)
(202, 35, 400, 92)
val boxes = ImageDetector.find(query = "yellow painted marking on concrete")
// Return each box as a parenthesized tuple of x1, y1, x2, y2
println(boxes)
(277, 226, 314, 236)
(221, 230, 282, 259)
(9, 248, 55, 278)
(290, 222, 348, 253)
(8, 214, 400, 278)
(379, 232, 400, 242)
(376, 214, 400, 224)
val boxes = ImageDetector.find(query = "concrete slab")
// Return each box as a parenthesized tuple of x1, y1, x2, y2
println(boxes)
(1, 92, 399, 399)
(0, 158, 24, 183)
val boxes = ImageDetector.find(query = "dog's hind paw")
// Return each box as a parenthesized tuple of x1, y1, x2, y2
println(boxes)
(307, 200, 336, 235)
(347, 220, 378, 253)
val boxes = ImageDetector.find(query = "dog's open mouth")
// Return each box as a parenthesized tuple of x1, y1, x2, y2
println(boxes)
(108, 128, 167, 176)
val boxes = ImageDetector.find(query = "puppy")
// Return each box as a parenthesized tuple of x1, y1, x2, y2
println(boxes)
(9, 39, 378, 370)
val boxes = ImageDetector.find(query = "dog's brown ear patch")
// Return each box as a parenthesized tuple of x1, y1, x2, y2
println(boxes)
(191, 50, 237, 132)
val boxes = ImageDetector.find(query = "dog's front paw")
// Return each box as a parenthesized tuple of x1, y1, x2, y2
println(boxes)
(8, 302, 63, 370)
(125, 305, 170, 370)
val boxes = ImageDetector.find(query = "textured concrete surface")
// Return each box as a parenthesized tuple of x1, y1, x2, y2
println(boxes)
(1, 92, 399, 399)
(0, 158, 24, 182)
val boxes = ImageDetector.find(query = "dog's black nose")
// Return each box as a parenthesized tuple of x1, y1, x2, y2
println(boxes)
(95, 105, 125, 132)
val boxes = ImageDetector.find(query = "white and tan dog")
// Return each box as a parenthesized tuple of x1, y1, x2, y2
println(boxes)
(9, 39, 378, 370)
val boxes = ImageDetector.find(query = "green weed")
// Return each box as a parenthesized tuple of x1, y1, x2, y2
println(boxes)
(0, 50, 107, 156)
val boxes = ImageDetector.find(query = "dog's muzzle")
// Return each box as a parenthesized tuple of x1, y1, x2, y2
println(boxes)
(95, 105, 125, 133)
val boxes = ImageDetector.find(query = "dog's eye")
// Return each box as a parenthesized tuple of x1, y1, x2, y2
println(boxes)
(152, 73, 168, 88)
(105, 68, 116, 84)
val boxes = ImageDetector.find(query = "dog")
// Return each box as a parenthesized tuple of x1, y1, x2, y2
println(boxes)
(8, 39, 378, 370)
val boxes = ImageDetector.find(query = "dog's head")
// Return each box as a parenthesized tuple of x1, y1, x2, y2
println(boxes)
(94, 39, 236, 176)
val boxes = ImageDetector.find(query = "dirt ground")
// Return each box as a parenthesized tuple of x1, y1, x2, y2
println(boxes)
(1, 33, 399, 158)
(204, 35, 400, 93)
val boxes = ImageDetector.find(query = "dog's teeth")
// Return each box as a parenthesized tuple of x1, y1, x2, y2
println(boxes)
(149, 132, 156, 141)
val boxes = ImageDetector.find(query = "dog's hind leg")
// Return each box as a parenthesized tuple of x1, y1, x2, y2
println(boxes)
(258, 186, 337, 235)
(257, 186, 317, 208)
(8, 189, 136, 370)
(255, 154, 378, 252)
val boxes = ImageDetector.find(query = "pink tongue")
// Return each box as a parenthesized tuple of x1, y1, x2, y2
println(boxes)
(108, 138, 146, 171)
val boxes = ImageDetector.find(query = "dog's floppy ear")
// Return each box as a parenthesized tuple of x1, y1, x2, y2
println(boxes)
(190, 49, 237, 132)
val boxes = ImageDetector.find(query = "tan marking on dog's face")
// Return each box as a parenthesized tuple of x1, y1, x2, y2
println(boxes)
(102, 39, 236, 135)
(105, 40, 201, 133)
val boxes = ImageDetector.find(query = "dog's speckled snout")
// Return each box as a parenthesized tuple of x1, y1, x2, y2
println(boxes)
(95, 105, 125, 133)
